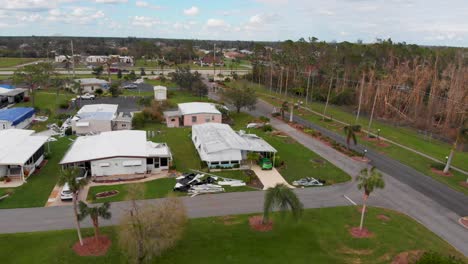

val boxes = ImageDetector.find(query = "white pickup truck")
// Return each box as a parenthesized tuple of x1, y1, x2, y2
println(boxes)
(76, 93, 95, 100)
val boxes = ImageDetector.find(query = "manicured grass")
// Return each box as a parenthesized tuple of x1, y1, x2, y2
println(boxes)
(254, 85, 468, 171)
(167, 89, 214, 104)
(0, 137, 70, 209)
(230, 113, 350, 184)
(16, 90, 75, 132)
(87, 177, 183, 203)
(0, 57, 43, 68)
(0, 207, 464, 264)
(145, 79, 178, 88)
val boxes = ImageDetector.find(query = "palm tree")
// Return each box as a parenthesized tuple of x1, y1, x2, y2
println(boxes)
(443, 118, 468, 174)
(343, 125, 361, 149)
(57, 168, 88, 246)
(78, 201, 112, 243)
(263, 184, 303, 225)
(356, 167, 385, 230)
(247, 152, 260, 169)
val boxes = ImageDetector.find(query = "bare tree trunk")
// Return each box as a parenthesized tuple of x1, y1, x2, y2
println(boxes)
(285, 67, 289, 96)
(322, 76, 333, 120)
(73, 194, 84, 246)
(359, 196, 367, 230)
(355, 73, 365, 124)
(443, 148, 455, 174)
(93, 219, 100, 243)
(367, 84, 380, 136)
(305, 71, 311, 105)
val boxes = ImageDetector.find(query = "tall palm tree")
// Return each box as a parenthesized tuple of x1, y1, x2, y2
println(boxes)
(356, 167, 385, 230)
(263, 184, 303, 224)
(78, 201, 112, 243)
(57, 168, 88, 246)
(247, 152, 260, 169)
(443, 118, 468, 174)
(343, 125, 361, 149)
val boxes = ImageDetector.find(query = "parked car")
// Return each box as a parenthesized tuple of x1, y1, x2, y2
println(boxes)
(60, 183, 73, 201)
(60, 169, 88, 202)
(259, 158, 273, 170)
(123, 83, 138, 89)
(77, 93, 95, 100)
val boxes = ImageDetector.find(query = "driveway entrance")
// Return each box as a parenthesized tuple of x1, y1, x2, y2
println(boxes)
(251, 165, 294, 190)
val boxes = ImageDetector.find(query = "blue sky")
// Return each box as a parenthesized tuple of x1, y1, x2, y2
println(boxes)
(0, 0, 467, 46)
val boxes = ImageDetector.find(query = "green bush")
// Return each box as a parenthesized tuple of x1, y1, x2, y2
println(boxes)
(415, 251, 464, 264)
(262, 124, 273, 132)
(57, 120, 63, 127)
(272, 112, 281, 117)
(132, 112, 146, 129)
(64, 127, 72, 136)
(58, 101, 69, 109)
(430, 163, 445, 171)
(55, 113, 70, 120)
(259, 116, 270, 122)
(95, 88, 103, 95)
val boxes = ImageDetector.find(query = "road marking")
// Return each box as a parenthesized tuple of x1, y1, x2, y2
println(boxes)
(343, 195, 357, 205)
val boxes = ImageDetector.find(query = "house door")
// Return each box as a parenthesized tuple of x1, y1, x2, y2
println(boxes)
(160, 158, 168, 167)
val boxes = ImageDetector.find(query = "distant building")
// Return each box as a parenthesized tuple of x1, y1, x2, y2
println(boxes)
(163, 102, 222, 128)
(224, 51, 244, 59)
(71, 104, 132, 135)
(74, 78, 109, 94)
(60, 130, 172, 177)
(196, 55, 224, 67)
(85, 56, 109, 64)
(0, 107, 35, 130)
(0, 85, 26, 104)
(154, 86, 167, 101)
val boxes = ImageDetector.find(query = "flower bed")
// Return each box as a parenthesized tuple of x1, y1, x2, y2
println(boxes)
(93, 176, 146, 183)
(95, 190, 119, 198)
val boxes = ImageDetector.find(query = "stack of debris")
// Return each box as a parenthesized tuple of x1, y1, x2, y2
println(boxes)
(47, 117, 72, 137)
(292, 177, 324, 187)
(173, 172, 246, 196)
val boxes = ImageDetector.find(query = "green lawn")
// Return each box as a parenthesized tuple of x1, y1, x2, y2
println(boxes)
(0, 57, 44, 68)
(0, 137, 70, 209)
(145, 79, 178, 88)
(254, 85, 468, 171)
(16, 90, 75, 131)
(230, 113, 350, 184)
(167, 89, 214, 104)
(0, 206, 464, 264)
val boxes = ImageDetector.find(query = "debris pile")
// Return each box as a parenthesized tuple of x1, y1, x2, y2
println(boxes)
(47, 117, 72, 136)
(292, 177, 324, 187)
(173, 172, 246, 196)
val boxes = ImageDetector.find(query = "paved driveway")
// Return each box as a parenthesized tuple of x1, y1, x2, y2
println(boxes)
(251, 165, 294, 189)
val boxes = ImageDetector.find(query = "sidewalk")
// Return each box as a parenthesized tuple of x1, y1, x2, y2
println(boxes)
(251, 165, 294, 190)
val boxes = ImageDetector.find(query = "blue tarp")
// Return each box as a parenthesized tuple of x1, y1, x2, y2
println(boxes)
(0, 107, 35, 126)
(0, 84, 15, 89)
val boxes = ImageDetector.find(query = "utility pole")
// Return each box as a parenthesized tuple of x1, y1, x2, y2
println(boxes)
(322, 76, 333, 120)
(279, 67, 283, 95)
(71, 40, 76, 78)
(289, 101, 294, 123)
(305, 71, 312, 105)
(269, 53, 273, 93)
(367, 83, 380, 136)
(213, 43, 216, 79)
(355, 73, 365, 124)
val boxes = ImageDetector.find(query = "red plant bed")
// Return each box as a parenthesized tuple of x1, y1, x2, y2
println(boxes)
(391, 250, 424, 264)
(349, 227, 374, 238)
(430, 168, 452, 177)
(459, 181, 468, 188)
(73, 236, 111, 256)
(249, 215, 273, 232)
(351, 156, 370, 163)
(459, 217, 468, 229)
(93, 176, 146, 183)
(377, 214, 391, 221)
(95, 190, 119, 198)
(376, 142, 390, 148)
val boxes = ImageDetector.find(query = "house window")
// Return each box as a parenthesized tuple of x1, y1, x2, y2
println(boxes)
(212, 116, 215, 121)
(160, 158, 168, 167)
(211, 162, 219, 165)
(221, 161, 230, 165)
(231, 161, 239, 164)
(2, 124, 5, 129)
(121, 124, 127, 128)
(171, 118, 176, 122)
(192, 116, 197, 123)
(205, 116, 210, 122)
(146, 158, 154, 165)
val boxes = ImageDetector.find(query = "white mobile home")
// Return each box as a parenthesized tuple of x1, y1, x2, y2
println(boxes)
(60, 130, 172, 177)
(0, 129, 48, 182)
(71, 104, 117, 135)
(74, 78, 109, 94)
(191, 123, 276, 168)
(0, 107, 35, 130)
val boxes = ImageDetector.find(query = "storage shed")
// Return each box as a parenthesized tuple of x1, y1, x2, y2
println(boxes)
(0, 107, 35, 130)
(154, 86, 167, 101)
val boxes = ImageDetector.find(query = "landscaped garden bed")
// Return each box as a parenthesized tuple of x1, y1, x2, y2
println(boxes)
(95, 190, 119, 199)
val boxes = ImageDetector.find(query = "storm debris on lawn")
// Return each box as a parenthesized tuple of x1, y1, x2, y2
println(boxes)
(173, 172, 246, 196)
(292, 177, 324, 187)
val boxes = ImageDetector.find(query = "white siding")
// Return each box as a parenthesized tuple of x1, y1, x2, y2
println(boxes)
(90, 157, 147, 177)
(0, 121, 12, 130)
(0, 165, 6, 177)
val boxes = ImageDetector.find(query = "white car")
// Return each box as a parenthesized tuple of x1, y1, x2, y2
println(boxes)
(123, 83, 138, 89)
(77, 93, 95, 100)
(60, 183, 74, 201)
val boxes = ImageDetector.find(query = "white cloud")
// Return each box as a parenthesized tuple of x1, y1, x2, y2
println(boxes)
(135, 1, 161, 10)
(19, 14, 42, 22)
(0, 0, 60, 11)
(206, 18, 226, 28)
(131, 16, 161, 28)
(318, 9, 335, 16)
(184, 6, 199, 16)
(47, 7, 105, 24)
(93, 0, 128, 3)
